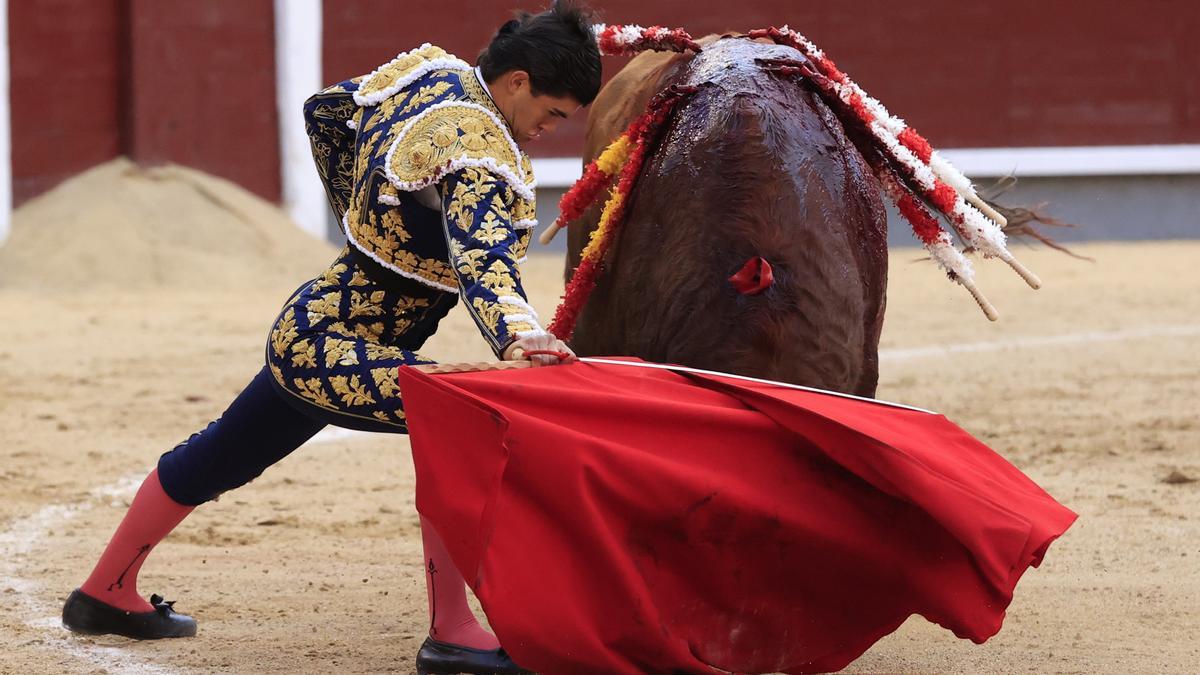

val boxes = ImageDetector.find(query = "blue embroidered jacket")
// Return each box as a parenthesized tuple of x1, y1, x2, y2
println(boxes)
(303, 44, 544, 357)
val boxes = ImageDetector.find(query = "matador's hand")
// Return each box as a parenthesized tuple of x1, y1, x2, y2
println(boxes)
(502, 333, 578, 367)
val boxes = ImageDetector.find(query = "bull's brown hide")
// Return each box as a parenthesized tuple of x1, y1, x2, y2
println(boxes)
(566, 36, 889, 396)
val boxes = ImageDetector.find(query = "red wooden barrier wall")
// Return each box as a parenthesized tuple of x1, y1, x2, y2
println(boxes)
(8, 0, 280, 207)
(7, 1, 1198, 206)
(324, 0, 1200, 158)
(125, 0, 280, 203)
(9, 0, 124, 205)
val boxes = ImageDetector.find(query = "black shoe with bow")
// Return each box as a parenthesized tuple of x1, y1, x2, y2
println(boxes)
(415, 636, 533, 675)
(62, 589, 198, 639)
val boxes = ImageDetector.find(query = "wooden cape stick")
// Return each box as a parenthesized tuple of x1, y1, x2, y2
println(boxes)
(538, 222, 563, 245)
(411, 360, 533, 375)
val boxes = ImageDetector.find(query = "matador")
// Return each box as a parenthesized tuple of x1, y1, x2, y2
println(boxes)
(62, 3, 601, 673)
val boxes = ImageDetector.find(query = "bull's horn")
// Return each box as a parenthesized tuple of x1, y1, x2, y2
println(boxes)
(539, 221, 564, 246)
(961, 278, 999, 321)
(964, 193, 1008, 227)
(998, 250, 1042, 289)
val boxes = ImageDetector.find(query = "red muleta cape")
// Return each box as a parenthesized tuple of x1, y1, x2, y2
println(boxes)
(398, 358, 1076, 674)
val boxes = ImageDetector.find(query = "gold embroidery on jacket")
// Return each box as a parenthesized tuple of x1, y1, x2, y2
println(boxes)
(401, 80, 454, 115)
(323, 338, 359, 368)
(290, 338, 318, 369)
(389, 106, 519, 186)
(479, 260, 517, 296)
(496, 299, 535, 335)
(271, 308, 299, 359)
(343, 65, 537, 295)
(306, 292, 342, 324)
(294, 377, 336, 409)
(330, 374, 376, 407)
(349, 290, 388, 319)
(509, 230, 533, 261)
(356, 45, 457, 102)
(377, 208, 412, 243)
(313, 263, 349, 292)
(453, 244, 487, 281)
(446, 168, 492, 228)
(512, 197, 536, 224)
(371, 367, 401, 399)
(471, 297, 501, 333)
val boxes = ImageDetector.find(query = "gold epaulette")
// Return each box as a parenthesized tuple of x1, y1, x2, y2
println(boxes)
(384, 102, 537, 202)
(353, 43, 471, 107)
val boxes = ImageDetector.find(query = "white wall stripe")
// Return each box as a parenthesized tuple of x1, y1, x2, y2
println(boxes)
(531, 157, 584, 188)
(532, 145, 1200, 188)
(274, 0, 327, 240)
(939, 144, 1200, 178)
(0, 0, 12, 247)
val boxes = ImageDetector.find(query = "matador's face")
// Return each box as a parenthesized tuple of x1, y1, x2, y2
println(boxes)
(491, 70, 583, 147)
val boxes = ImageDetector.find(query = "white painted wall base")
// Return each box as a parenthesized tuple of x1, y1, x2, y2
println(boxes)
(274, 0, 326, 240)
(532, 144, 1200, 189)
(940, 144, 1200, 178)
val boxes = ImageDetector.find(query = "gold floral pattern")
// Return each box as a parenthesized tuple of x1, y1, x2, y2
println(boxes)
(344, 205, 458, 290)
(294, 377, 336, 410)
(479, 260, 517, 296)
(389, 105, 520, 187)
(371, 367, 401, 399)
(471, 297, 502, 334)
(446, 167, 493, 228)
(441, 165, 545, 352)
(330, 374, 376, 407)
(270, 308, 299, 359)
(290, 338, 318, 369)
(508, 230, 533, 261)
(305, 291, 342, 325)
(355, 45, 461, 103)
(299, 50, 543, 375)
(265, 248, 445, 431)
(401, 80, 454, 115)
(304, 88, 359, 217)
(473, 211, 509, 247)
(317, 62, 537, 297)
(512, 196, 537, 224)
(452, 242, 488, 281)
(348, 290, 387, 319)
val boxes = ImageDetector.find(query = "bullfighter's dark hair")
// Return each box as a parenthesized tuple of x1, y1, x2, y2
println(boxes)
(477, 0, 602, 105)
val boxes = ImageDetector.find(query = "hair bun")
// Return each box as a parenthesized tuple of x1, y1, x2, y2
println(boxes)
(499, 18, 521, 35)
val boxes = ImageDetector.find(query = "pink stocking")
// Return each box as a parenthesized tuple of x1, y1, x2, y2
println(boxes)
(79, 468, 195, 613)
(420, 515, 499, 650)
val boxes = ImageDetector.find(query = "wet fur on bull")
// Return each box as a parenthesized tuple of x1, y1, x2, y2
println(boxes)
(567, 36, 888, 396)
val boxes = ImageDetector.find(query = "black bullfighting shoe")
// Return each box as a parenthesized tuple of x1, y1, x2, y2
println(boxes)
(415, 636, 534, 675)
(62, 589, 198, 639)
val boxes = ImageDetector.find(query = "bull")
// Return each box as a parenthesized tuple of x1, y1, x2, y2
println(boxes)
(565, 35, 889, 396)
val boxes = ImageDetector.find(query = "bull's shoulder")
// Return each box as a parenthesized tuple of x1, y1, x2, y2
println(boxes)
(584, 46, 694, 162)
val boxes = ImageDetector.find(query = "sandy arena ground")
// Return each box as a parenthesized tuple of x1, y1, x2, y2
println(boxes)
(2, 229, 1198, 672)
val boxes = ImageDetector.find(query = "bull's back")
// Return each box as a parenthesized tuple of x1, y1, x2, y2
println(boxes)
(569, 36, 887, 396)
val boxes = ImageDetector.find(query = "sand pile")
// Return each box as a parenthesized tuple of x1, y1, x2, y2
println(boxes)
(0, 158, 336, 291)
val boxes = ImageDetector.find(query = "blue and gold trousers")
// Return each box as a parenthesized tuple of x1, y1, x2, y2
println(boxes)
(264, 246, 457, 431)
(157, 247, 457, 504)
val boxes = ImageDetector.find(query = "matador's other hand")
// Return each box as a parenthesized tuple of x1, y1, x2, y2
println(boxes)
(503, 333, 578, 367)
